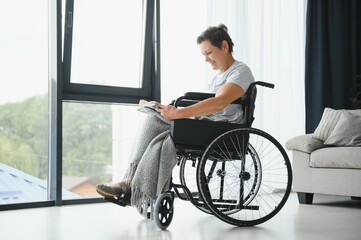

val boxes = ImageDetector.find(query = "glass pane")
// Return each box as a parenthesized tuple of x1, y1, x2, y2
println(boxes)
(0, 1, 49, 204)
(70, 0, 143, 88)
(160, 0, 208, 104)
(62, 102, 145, 199)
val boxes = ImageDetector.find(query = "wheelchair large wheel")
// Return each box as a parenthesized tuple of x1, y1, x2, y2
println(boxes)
(197, 128, 292, 226)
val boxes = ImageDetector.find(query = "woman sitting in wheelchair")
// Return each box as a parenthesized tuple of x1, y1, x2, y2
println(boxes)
(96, 24, 254, 211)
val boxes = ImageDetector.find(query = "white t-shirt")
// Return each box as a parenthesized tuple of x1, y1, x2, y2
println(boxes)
(202, 60, 255, 124)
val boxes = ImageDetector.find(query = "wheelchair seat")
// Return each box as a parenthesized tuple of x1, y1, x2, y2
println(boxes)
(171, 119, 243, 148)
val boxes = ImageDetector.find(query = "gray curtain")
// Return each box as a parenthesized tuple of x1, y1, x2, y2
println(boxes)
(305, 0, 361, 133)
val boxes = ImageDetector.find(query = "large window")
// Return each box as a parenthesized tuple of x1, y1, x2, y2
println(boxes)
(0, 0, 159, 208)
(0, 0, 49, 205)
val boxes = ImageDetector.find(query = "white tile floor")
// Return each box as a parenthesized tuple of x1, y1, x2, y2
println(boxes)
(1, 193, 361, 240)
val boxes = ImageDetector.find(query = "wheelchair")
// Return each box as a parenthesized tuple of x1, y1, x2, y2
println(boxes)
(152, 81, 293, 230)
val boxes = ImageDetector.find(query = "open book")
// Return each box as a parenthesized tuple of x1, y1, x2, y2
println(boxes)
(137, 99, 162, 113)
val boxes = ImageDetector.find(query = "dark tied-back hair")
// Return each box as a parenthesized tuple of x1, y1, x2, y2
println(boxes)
(197, 24, 234, 53)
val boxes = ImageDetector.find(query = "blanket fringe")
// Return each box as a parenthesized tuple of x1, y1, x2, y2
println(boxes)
(131, 184, 154, 218)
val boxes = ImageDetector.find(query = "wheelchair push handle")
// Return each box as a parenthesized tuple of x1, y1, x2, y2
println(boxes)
(252, 81, 275, 89)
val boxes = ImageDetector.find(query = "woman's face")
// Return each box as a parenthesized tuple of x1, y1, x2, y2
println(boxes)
(199, 40, 228, 72)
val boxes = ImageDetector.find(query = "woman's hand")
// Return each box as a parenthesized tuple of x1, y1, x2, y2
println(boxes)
(156, 105, 178, 120)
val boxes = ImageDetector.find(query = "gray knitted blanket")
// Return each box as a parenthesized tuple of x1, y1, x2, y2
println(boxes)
(126, 109, 178, 215)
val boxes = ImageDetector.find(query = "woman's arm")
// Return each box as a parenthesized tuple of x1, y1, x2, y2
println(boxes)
(157, 82, 245, 120)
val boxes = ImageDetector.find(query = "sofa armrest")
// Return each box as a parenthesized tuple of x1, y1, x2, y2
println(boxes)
(286, 134, 326, 153)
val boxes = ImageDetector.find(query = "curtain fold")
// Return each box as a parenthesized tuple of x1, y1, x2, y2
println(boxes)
(207, 0, 307, 146)
(305, 0, 361, 133)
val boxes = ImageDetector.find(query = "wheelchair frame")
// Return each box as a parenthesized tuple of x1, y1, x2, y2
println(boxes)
(153, 81, 293, 230)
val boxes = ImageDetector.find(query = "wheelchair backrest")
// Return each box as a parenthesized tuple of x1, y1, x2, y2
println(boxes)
(241, 83, 257, 127)
(236, 81, 276, 126)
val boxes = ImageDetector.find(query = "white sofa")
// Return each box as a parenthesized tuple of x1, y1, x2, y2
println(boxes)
(286, 108, 361, 204)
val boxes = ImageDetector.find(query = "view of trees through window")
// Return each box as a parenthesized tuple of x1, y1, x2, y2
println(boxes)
(0, 95, 115, 199)
(0, 0, 49, 204)
(62, 102, 113, 199)
(62, 103, 112, 183)
(0, 95, 48, 179)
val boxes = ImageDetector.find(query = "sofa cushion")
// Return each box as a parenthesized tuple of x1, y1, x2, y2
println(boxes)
(313, 108, 361, 142)
(324, 111, 361, 146)
(310, 147, 361, 169)
(286, 134, 326, 153)
(312, 108, 342, 141)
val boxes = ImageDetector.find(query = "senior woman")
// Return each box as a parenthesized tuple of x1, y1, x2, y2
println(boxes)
(96, 24, 254, 212)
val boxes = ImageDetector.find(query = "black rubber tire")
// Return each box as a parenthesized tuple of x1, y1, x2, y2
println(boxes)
(197, 127, 292, 226)
(154, 192, 174, 230)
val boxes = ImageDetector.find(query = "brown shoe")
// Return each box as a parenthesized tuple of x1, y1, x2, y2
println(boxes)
(96, 182, 131, 205)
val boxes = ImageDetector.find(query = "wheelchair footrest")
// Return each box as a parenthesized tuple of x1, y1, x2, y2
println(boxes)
(212, 202, 260, 211)
(212, 199, 238, 204)
(103, 196, 128, 207)
(178, 192, 200, 199)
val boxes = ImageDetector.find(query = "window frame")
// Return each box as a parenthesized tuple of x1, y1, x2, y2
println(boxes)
(62, 0, 160, 104)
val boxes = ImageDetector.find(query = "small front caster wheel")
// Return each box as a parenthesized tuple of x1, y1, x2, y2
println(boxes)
(154, 192, 174, 230)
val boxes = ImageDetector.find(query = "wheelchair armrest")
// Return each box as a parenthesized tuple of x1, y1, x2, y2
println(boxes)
(174, 92, 214, 107)
(184, 92, 215, 99)
(174, 92, 245, 107)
